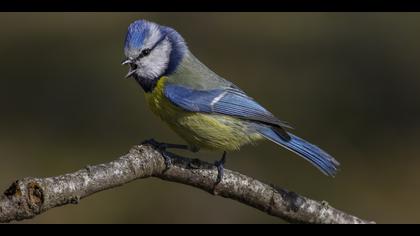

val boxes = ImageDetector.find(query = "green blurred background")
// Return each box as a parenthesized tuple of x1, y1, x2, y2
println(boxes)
(1, 13, 419, 223)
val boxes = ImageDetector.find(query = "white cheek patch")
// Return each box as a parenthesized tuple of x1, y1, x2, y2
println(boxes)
(138, 39, 172, 80)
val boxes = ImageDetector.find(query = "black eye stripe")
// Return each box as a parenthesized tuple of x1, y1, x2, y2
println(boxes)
(136, 48, 151, 60)
(142, 48, 151, 56)
(136, 35, 167, 60)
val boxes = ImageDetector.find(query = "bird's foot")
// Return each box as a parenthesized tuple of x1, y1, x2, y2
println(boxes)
(214, 151, 227, 185)
(142, 138, 189, 151)
(161, 152, 172, 170)
(142, 139, 190, 170)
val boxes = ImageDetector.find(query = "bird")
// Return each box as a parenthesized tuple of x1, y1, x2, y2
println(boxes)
(122, 19, 340, 183)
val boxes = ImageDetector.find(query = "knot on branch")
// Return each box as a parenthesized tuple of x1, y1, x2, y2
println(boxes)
(27, 182, 44, 211)
(4, 181, 22, 199)
(271, 185, 306, 213)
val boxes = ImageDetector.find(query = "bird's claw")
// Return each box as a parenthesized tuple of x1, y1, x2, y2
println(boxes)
(214, 152, 227, 185)
(142, 139, 173, 170)
(142, 138, 164, 149)
(215, 161, 224, 184)
(142, 139, 189, 151)
(162, 152, 173, 170)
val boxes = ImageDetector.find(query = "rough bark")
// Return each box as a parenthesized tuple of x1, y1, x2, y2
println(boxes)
(0, 144, 374, 224)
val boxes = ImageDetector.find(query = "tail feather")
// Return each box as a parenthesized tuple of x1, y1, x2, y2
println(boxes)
(257, 126, 340, 176)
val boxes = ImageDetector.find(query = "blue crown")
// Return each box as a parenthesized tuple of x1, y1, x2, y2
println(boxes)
(124, 20, 153, 50)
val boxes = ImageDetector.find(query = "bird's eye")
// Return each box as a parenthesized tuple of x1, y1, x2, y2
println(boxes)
(141, 48, 151, 57)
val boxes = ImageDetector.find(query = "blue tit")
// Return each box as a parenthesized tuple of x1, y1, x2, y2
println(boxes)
(122, 19, 340, 181)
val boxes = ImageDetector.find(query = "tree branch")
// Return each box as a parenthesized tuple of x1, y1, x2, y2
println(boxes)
(0, 143, 374, 224)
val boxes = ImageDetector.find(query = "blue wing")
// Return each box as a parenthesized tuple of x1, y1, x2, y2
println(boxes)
(164, 83, 340, 176)
(164, 83, 291, 129)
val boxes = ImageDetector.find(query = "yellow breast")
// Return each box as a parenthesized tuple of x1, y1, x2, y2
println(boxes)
(145, 77, 263, 151)
(145, 77, 184, 123)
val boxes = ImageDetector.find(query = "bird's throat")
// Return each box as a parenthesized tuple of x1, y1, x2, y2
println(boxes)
(134, 75, 159, 93)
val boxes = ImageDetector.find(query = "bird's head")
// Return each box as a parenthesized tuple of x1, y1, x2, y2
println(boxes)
(122, 20, 187, 91)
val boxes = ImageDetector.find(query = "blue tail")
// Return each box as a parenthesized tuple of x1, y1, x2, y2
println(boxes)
(257, 126, 340, 176)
